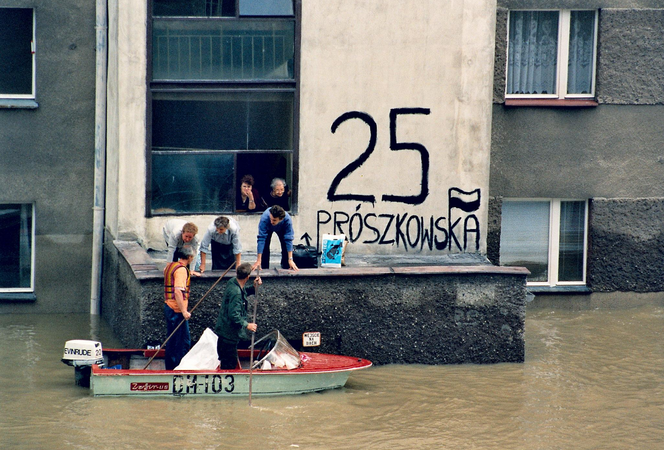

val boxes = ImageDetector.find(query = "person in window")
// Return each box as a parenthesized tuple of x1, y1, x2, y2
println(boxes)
(264, 177, 291, 211)
(162, 219, 201, 270)
(215, 262, 261, 370)
(253, 205, 299, 271)
(199, 216, 242, 273)
(163, 247, 195, 370)
(237, 174, 267, 212)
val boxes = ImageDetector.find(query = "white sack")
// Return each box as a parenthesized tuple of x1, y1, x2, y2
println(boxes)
(175, 327, 219, 370)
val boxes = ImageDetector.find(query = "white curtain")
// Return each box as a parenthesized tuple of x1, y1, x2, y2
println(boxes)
(567, 11, 595, 94)
(507, 11, 559, 95)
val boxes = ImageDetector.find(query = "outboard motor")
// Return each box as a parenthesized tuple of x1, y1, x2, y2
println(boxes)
(62, 340, 104, 387)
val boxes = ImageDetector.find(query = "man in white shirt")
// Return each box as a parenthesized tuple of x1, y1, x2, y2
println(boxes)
(162, 219, 200, 264)
(199, 216, 242, 272)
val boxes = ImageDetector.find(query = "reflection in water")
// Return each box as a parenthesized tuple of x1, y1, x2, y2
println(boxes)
(1, 307, 664, 450)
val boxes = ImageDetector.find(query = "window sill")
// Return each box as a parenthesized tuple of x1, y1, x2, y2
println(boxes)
(0, 99, 39, 109)
(504, 99, 598, 108)
(0, 292, 37, 302)
(527, 286, 591, 295)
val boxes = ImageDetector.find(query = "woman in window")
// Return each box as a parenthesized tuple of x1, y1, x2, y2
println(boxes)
(237, 174, 267, 212)
(264, 177, 290, 211)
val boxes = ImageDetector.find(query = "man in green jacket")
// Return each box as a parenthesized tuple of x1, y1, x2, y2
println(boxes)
(215, 262, 261, 369)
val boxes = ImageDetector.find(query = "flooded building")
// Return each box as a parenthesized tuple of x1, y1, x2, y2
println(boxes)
(490, 1, 664, 306)
(2, 0, 663, 361)
(0, 1, 96, 311)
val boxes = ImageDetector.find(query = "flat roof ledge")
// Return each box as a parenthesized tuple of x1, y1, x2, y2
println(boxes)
(116, 241, 529, 279)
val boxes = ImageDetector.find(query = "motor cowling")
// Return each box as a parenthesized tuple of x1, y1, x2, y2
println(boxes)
(62, 340, 104, 367)
(62, 340, 104, 388)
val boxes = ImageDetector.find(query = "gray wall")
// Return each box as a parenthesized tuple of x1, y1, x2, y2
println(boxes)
(0, 1, 96, 312)
(588, 198, 664, 292)
(490, 5, 664, 294)
(492, 7, 664, 200)
(104, 242, 528, 365)
(490, 105, 664, 199)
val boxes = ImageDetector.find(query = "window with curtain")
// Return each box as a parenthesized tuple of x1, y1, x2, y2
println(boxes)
(149, 0, 297, 215)
(0, 204, 34, 291)
(506, 10, 597, 99)
(0, 8, 35, 98)
(500, 199, 587, 286)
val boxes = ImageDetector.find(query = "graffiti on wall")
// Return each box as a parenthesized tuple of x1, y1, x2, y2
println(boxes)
(315, 108, 482, 253)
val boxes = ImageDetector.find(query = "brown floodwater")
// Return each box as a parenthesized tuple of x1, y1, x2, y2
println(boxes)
(1, 303, 663, 449)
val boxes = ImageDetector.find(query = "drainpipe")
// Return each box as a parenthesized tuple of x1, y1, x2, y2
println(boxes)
(90, 0, 108, 315)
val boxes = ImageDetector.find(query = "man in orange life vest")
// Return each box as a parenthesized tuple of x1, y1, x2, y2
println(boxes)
(163, 246, 196, 370)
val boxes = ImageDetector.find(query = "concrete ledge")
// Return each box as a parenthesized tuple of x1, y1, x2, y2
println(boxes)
(103, 240, 528, 365)
(0, 99, 39, 109)
(0, 292, 37, 302)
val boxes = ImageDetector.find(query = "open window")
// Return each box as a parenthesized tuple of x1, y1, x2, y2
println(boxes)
(0, 8, 36, 100)
(0, 204, 34, 292)
(149, 0, 298, 215)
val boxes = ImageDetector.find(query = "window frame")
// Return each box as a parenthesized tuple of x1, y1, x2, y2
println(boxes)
(0, 7, 36, 100)
(500, 198, 588, 287)
(0, 203, 36, 293)
(146, 0, 300, 217)
(505, 9, 598, 101)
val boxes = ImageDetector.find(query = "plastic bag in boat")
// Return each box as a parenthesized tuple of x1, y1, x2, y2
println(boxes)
(175, 327, 219, 370)
(252, 330, 301, 370)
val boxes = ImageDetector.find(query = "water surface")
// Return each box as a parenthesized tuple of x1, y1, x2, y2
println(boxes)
(1, 306, 663, 449)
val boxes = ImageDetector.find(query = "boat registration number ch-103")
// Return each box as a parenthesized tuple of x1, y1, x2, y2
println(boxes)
(171, 374, 235, 395)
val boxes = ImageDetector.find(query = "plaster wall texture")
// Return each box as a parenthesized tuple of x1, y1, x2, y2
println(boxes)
(588, 198, 664, 293)
(0, 0, 96, 311)
(105, 0, 148, 243)
(113, 0, 497, 259)
(596, 9, 664, 105)
(490, 104, 664, 199)
(296, 0, 495, 256)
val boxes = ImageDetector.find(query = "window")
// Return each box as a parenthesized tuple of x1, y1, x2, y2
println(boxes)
(149, 0, 297, 215)
(0, 204, 34, 291)
(506, 10, 597, 99)
(500, 199, 587, 286)
(0, 8, 35, 98)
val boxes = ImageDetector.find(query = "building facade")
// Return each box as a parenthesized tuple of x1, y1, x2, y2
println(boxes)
(106, 0, 495, 262)
(490, 1, 664, 304)
(0, 1, 96, 313)
(4, 0, 664, 314)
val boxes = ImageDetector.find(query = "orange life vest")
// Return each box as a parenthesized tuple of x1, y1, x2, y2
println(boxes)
(164, 261, 190, 313)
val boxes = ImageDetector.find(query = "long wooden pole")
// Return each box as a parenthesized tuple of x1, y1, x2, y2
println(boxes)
(248, 268, 260, 407)
(143, 261, 236, 370)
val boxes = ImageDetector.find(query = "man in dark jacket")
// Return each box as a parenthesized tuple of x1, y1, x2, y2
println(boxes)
(215, 262, 261, 369)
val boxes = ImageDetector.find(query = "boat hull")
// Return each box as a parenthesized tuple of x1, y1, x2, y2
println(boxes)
(90, 349, 372, 397)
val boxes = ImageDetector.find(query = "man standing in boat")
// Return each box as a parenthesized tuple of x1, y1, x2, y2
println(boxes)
(163, 247, 195, 370)
(215, 262, 261, 370)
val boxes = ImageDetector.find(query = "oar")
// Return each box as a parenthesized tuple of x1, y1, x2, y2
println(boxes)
(248, 268, 260, 406)
(143, 261, 236, 370)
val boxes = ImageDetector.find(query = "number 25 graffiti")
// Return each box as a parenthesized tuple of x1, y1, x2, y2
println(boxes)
(327, 108, 431, 205)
